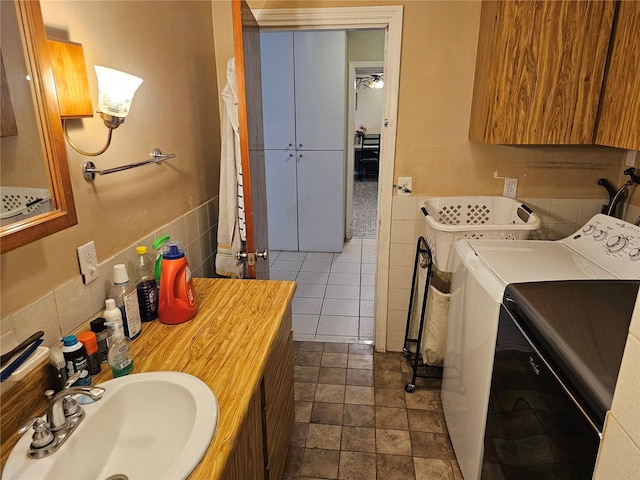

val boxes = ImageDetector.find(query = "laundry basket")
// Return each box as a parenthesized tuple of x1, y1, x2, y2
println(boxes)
(1, 187, 52, 227)
(423, 196, 540, 272)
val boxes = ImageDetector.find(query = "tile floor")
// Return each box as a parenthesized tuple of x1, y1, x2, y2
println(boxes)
(285, 341, 462, 480)
(269, 239, 377, 343)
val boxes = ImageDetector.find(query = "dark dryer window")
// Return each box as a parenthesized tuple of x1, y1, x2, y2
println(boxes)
(482, 309, 600, 480)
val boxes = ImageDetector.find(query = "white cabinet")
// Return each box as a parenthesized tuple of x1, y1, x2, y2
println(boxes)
(261, 31, 346, 252)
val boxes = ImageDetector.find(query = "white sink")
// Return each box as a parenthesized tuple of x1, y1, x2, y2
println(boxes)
(3, 371, 218, 480)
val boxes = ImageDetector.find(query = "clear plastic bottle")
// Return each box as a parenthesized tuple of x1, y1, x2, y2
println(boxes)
(109, 264, 142, 340)
(105, 319, 134, 378)
(134, 246, 158, 322)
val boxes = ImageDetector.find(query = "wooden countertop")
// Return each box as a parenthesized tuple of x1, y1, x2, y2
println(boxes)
(1, 278, 296, 478)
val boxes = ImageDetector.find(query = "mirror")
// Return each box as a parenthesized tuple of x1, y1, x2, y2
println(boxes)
(0, 0, 77, 254)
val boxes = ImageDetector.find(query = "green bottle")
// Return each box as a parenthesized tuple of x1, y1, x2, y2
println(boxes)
(105, 313, 134, 378)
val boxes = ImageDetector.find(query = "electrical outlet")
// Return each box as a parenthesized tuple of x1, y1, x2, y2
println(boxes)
(503, 178, 518, 198)
(397, 176, 412, 195)
(77, 241, 99, 284)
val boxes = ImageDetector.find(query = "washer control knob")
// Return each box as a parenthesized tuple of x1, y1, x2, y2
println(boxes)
(593, 229, 608, 241)
(582, 224, 596, 235)
(606, 235, 627, 252)
(630, 248, 640, 261)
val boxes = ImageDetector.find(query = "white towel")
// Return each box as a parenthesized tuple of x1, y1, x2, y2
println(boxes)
(215, 58, 246, 278)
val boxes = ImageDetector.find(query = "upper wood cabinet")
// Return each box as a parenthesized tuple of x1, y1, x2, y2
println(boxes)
(469, 1, 616, 145)
(595, 1, 640, 150)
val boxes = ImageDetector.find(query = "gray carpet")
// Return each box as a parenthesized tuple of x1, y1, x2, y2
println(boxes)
(352, 178, 378, 239)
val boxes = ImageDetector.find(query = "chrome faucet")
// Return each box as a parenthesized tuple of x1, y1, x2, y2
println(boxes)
(17, 373, 105, 458)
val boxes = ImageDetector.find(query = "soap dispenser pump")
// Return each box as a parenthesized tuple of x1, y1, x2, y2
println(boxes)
(105, 318, 134, 378)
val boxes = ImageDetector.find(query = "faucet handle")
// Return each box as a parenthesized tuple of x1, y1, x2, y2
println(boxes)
(17, 417, 55, 449)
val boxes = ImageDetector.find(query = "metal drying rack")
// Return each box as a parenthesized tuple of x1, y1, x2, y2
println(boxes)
(402, 236, 442, 393)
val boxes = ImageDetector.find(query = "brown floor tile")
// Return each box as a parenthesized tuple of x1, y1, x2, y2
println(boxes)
(284, 445, 304, 476)
(291, 422, 309, 447)
(311, 402, 344, 425)
(300, 448, 340, 479)
(349, 343, 374, 355)
(324, 342, 349, 353)
(407, 409, 445, 433)
(299, 341, 325, 352)
(410, 431, 455, 459)
(345, 385, 375, 405)
(414, 457, 455, 480)
(341, 426, 376, 453)
(315, 384, 345, 403)
(318, 367, 347, 385)
(375, 388, 406, 408)
(295, 382, 317, 401)
(376, 428, 412, 455)
(296, 401, 313, 423)
(346, 368, 374, 387)
(307, 423, 342, 450)
(295, 350, 323, 366)
(339, 451, 377, 479)
(295, 365, 320, 383)
(376, 406, 409, 430)
(375, 370, 405, 388)
(348, 353, 374, 369)
(404, 389, 440, 411)
(342, 404, 375, 428)
(374, 352, 403, 371)
(322, 352, 349, 368)
(293, 340, 301, 351)
(377, 453, 416, 479)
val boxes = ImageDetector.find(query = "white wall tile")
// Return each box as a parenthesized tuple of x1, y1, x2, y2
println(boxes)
(11, 293, 61, 347)
(549, 198, 580, 224)
(55, 277, 95, 335)
(392, 195, 419, 221)
(390, 220, 416, 245)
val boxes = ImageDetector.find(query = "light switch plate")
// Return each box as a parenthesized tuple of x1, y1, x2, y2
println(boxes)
(77, 241, 99, 284)
(397, 177, 412, 195)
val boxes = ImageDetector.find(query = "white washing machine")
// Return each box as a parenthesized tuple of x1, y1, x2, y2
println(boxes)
(441, 214, 640, 480)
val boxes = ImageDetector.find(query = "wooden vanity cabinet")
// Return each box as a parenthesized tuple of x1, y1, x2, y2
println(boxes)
(595, 1, 640, 151)
(223, 307, 294, 480)
(469, 1, 616, 145)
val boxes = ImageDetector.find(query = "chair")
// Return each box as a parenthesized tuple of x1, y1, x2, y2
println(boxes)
(358, 134, 380, 180)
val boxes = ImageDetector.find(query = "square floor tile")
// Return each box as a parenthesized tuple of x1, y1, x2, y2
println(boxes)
(295, 283, 327, 298)
(321, 352, 349, 368)
(331, 262, 362, 274)
(284, 446, 304, 476)
(324, 342, 349, 353)
(300, 261, 332, 273)
(295, 401, 312, 423)
(342, 404, 376, 428)
(377, 453, 416, 479)
(376, 388, 407, 408)
(413, 457, 455, 480)
(291, 422, 309, 447)
(404, 389, 440, 411)
(339, 451, 377, 479)
(407, 409, 445, 433)
(325, 284, 360, 300)
(348, 353, 374, 370)
(307, 423, 342, 450)
(315, 384, 345, 403)
(272, 259, 303, 271)
(270, 270, 298, 281)
(311, 402, 344, 425)
(410, 431, 454, 459)
(297, 271, 329, 284)
(333, 252, 362, 263)
(376, 429, 412, 455)
(317, 316, 359, 336)
(294, 382, 316, 402)
(294, 365, 320, 383)
(295, 350, 323, 366)
(375, 370, 405, 389)
(305, 252, 335, 262)
(298, 341, 325, 352)
(359, 317, 374, 339)
(360, 285, 375, 301)
(292, 297, 323, 315)
(349, 344, 374, 355)
(376, 406, 409, 430)
(361, 273, 375, 286)
(341, 426, 376, 453)
(300, 448, 340, 478)
(328, 272, 361, 286)
(293, 314, 319, 335)
(318, 367, 347, 385)
(322, 298, 361, 317)
(360, 299, 374, 317)
(345, 385, 375, 405)
(346, 368, 374, 386)
(278, 251, 307, 261)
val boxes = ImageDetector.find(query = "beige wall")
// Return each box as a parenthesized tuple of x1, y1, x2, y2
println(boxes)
(0, 0, 221, 317)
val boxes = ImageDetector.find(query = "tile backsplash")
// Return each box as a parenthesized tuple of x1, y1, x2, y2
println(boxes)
(0, 197, 219, 349)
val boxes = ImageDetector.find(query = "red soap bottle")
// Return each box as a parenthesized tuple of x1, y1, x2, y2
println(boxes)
(158, 241, 197, 324)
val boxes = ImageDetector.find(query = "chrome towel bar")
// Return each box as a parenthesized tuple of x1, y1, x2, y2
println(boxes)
(82, 148, 176, 181)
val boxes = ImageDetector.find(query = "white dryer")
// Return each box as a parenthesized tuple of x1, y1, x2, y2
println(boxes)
(441, 214, 640, 480)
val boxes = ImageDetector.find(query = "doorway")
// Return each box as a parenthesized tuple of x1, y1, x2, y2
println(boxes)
(254, 5, 403, 351)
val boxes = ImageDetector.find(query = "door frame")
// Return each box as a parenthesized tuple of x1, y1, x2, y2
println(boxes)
(254, 6, 403, 352)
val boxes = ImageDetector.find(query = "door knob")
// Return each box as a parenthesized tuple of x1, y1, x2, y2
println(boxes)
(237, 250, 268, 265)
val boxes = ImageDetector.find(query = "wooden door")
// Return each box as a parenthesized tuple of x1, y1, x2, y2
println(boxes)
(232, 0, 269, 279)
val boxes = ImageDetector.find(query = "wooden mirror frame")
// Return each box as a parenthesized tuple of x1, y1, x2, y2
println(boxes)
(1, 0, 77, 254)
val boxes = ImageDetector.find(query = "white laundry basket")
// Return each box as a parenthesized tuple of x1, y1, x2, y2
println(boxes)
(1, 187, 52, 227)
(423, 196, 540, 272)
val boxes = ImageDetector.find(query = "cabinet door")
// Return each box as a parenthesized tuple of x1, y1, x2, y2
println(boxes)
(297, 150, 344, 252)
(293, 31, 346, 151)
(260, 31, 296, 150)
(265, 150, 298, 251)
(595, 1, 640, 150)
(469, 1, 615, 145)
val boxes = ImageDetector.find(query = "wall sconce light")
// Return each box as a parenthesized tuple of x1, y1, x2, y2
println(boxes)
(48, 39, 143, 156)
